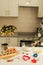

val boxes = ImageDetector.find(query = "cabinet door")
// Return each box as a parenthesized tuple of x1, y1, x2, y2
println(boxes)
(0, 37, 6, 50)
(0, 0, 8, 16)
(9, 37, 17, 47)
(9, 0, 18, 17)
(18, 0, 39, 7)
(19, 0, 26, 6)
(0, 0, 18, 17)
(30, 0, 39, 7)
(0, 37, 6, 43)
(38, 0, 43, 17)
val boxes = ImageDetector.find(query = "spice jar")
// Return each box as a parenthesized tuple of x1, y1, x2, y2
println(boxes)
(1, 43, 8, 51)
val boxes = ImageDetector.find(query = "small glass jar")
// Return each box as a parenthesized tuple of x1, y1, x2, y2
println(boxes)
(1, 43, 8, 51)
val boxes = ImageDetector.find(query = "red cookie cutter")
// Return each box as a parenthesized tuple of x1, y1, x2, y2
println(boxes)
(31, 59, 37, 63)
(22, 55, 30, 61)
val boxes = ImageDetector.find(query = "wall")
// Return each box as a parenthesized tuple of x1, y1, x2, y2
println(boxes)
(0, 7, 42, 32)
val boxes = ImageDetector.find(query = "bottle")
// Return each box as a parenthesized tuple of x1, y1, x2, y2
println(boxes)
(38, 28, 41, 38)
(22, 42, 25, 48)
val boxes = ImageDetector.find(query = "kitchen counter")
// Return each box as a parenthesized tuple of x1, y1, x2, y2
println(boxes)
(0, 32, 35, 37)
(0, 47, 43, 65)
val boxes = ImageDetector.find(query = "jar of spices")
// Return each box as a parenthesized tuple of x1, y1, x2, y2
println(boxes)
(1, 43, 8, 55)
(1, 43, 8, 51)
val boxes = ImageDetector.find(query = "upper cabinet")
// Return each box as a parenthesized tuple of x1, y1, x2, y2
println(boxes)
(38, 0, 43, 18)
(18, 0, 39, 7)
(0, 0, 18, 17)
(0, 0, 8, 16)
(9, 0, 18, 17)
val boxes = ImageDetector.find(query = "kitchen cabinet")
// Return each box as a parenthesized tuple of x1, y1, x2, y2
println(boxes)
(18, 0, 39, 7)
(0, 37, 18, 48)
(0, 37, 6, 50)
(0, 37, 6, 43)
(38, 0, 43, 17)
(0, 0, 18, 17)
(0, 0, 8, 16)
(9, 0, 18, 17)
(9, 37, 18, 47)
